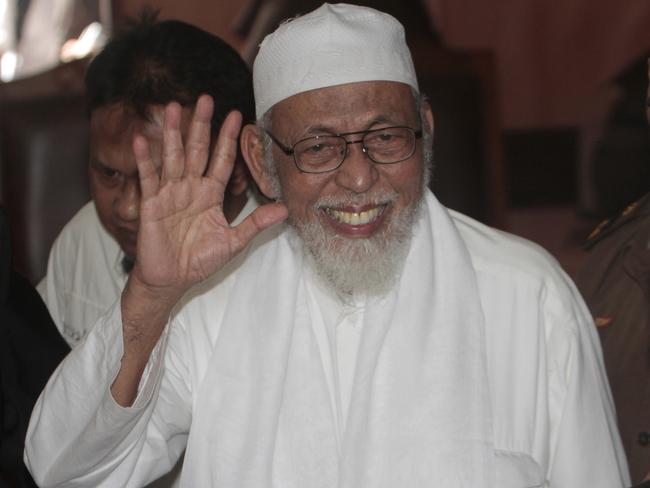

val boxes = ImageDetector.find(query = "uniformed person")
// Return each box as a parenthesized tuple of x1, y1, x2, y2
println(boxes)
(575, 59, 650, 484)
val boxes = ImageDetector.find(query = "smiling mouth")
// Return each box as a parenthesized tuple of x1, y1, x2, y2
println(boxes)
(324, 205, 386, 225)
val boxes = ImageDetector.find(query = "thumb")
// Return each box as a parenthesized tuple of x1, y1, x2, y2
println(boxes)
(230, 202, 288, 252)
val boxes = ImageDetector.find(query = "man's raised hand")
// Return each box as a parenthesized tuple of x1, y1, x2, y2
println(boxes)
(131, 95, 287, 300)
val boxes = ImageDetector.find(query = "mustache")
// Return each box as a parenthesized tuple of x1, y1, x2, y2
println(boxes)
(313, 191, 399, 209)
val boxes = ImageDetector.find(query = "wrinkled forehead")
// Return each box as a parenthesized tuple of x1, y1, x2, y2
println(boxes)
(269, 81, 419, 134)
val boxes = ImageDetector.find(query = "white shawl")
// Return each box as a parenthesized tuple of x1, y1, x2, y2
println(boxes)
(182, 192, 495, 487)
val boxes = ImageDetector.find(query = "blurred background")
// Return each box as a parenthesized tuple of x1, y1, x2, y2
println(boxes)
(2, 0, 650, 282)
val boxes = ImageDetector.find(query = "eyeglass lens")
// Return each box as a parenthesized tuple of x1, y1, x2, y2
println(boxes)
(294, 127, 416, 172)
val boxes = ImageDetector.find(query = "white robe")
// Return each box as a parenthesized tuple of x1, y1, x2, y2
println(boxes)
(25, 191, 630, 487)
(36, 201, 128, 347)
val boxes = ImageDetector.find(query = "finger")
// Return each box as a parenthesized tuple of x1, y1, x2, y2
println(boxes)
(230, 202, 288, 252)
(160, 102, 185, 183)
(133, 134, 159, 199)
(205, 111, 242, 186)
(185, 94, 214, 177)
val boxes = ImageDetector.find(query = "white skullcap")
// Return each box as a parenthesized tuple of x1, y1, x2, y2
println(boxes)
(253, 3, 419, 119)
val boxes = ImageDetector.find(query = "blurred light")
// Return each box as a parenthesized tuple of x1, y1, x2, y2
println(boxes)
(1, 49, 17, 82)
(60, 21, 105, 62)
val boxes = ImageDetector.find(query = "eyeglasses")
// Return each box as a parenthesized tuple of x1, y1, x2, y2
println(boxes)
(265, 126, 423, 174)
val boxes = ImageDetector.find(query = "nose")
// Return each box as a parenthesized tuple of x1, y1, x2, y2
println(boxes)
(114, 177, 140, 223)
(334, 141, 378, 193)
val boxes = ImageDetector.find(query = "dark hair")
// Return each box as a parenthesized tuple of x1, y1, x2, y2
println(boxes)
(85, 13, 254, 132)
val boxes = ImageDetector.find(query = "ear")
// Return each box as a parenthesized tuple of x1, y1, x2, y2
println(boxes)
(241, 123, 278, 199)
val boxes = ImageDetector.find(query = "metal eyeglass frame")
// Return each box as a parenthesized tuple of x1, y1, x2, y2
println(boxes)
(265, 126, 423, 174)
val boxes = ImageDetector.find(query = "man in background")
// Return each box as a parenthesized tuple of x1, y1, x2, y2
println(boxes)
(575, 58, 650, 485)
(37, 13, 256, 348)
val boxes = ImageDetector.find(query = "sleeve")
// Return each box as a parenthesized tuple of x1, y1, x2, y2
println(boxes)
(546, 287, 631, 487)
(24, 301, 192, 488)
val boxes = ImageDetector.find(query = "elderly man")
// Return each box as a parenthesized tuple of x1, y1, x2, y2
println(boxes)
(26, 4, 629, 487)
(37, 16, 255, 347)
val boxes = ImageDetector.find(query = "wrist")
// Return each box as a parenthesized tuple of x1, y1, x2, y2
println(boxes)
(124, 276, 179, 307)
(119, 274, 181, 360)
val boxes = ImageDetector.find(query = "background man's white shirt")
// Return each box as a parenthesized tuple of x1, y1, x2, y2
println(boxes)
(37, 198, 258, 348)
(37, 201, 127, 347)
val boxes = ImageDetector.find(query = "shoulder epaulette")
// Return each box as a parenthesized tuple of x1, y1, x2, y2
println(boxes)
(583, 192, 650, 250)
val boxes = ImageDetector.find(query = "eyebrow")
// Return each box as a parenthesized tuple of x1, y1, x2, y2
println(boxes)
(89, 157, 109, 170)
(89, 157, 136, 177)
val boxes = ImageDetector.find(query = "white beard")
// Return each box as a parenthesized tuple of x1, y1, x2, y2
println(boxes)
(288, 189, 424, 297)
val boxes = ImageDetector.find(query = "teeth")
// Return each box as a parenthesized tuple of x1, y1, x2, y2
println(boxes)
(326, 206, 383, 225)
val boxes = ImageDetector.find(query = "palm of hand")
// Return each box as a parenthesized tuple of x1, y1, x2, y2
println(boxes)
(131, 96, 287, 296)
(137, 174, 233, 288)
